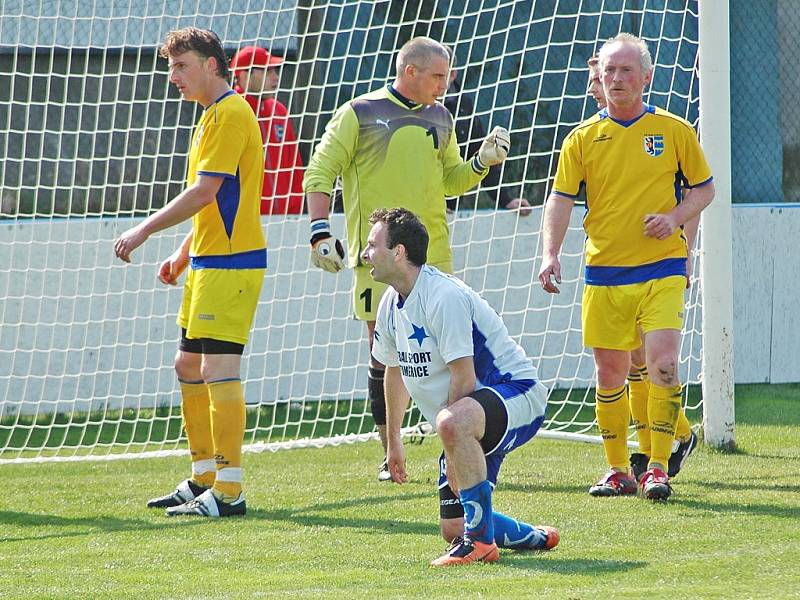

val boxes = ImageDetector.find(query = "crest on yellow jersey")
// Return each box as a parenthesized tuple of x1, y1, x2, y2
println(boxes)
(643, 134, 664, 157)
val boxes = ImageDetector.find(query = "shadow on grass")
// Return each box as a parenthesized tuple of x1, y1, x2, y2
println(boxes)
(0, 510, 203, 543)
(691, 478, 800, 494)
(725, 451, 800, 461)
(502, 555, 647, 575)
(498, 482, 591, 495)
(245, 507, 435, 536)
(669, 498, 800, 519)
(1, 491, 437, 544)
(241, 491, 436, 536)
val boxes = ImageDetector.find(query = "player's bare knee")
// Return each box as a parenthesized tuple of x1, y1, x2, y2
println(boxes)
(436, 411, 460, 447)
(630, 347, 646, 368)
(595, 365, 627, 389)
(652, 357, 678, 386)
(199, 363, 216, 384)
(438, 407, 477, 447)
(174, 352, 199, 381)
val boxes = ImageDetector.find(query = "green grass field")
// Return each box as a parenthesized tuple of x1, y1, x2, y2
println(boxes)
(1, 384, 798, 599)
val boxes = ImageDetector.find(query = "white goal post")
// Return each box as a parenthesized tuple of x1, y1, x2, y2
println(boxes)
(0, 1, 734, 463)
(698, 0, 736, 450)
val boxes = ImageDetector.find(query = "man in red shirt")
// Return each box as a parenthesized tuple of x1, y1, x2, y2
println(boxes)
(230, 46, 305, 215)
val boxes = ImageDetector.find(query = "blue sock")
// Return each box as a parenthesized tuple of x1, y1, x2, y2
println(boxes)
(459, 480, 494, 543)
(493, 511, 546, 549)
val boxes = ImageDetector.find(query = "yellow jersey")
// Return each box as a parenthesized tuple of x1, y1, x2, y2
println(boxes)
(188, 90, 266, 269)
(553, 105, 712, 285)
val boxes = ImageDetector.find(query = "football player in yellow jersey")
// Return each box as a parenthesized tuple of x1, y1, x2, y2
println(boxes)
(586, 56, 699, 485)
(538, 34, 715, 501)
(114, 27, 266, 517)
(303, 37, 512, 481)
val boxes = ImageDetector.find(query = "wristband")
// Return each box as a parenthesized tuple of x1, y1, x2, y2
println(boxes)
(310, 218, 331, 245)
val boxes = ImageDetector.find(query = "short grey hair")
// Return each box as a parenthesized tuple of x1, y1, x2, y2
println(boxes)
(598, 32, 652, 73)
(396, 37, 450, 75)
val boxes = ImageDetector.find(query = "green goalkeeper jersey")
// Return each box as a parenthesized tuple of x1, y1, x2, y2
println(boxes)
(303, 85, 488, 267)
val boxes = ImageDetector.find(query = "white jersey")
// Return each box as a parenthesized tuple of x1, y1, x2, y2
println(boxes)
(372, 265, 542, 429)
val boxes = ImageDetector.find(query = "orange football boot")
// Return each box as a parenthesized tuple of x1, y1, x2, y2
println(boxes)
(430, 537, 500, 567)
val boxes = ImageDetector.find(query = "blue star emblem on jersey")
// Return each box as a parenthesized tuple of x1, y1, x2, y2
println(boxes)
(643, 134, 664, 157)
(408, 323, 429, 347)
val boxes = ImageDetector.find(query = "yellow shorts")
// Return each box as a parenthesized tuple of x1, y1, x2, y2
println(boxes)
(582, 275, 685, 351)
(177, 267, 265, 345)
(353, 259, 453, 321)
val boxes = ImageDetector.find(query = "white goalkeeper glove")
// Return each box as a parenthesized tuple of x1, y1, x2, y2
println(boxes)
(310, 219, 346, 273)
(475, 126, 510, 169)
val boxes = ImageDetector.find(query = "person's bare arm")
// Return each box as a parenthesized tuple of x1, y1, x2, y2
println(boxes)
(385, 366, 412, 484)
(537, 193, 574, 293)
(114, 175, 222, 263)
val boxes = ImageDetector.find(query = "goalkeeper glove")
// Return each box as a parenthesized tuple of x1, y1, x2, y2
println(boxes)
(474, 126, 510, 169)
(310, 219, 346, 273)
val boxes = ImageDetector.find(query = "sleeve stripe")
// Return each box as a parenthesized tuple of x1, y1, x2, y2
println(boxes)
(197, 170, 235, 180)
(686, 176, 714, 189)
(552, 190, 579, 199)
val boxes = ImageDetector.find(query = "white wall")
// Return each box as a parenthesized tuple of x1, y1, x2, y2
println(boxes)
(0, 204, 796, 416)
(730, 204, 800, 383)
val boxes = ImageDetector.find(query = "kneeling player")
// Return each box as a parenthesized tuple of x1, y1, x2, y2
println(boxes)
(363, 207, 559, 567)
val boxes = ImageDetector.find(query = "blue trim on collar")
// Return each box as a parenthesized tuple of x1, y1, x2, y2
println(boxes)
(387, 84, 420, 109)
(599, 104, 655, 128)
(212, 89, 236, 105)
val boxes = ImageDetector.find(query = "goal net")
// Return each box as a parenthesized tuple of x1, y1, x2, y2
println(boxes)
(0, 0, 705, 462)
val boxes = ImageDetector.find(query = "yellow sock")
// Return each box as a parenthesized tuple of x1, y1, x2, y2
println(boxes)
(208, 380, 246, 502)
(595, 386, 630, 471)
(648, 383, 683, 468)
(180, 381, 216, 488)
(627, 364, 650, 455)
(675, 408, 692, 441)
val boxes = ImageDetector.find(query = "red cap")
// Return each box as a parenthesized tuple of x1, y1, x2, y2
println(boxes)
(230, 46, 283, 73)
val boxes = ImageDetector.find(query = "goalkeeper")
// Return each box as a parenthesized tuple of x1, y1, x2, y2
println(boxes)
(365, 207, 559, 567)
(303, 36, 511, 482)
